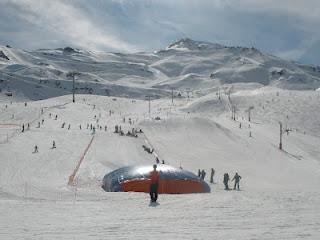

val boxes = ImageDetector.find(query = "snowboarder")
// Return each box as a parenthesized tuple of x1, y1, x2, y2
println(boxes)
(232, 172, 242, 190)
(52, 140, 56, 149)
(223, 173, 230, 190)
(210, 168, 215, 183)
(149, 164, 160, 202)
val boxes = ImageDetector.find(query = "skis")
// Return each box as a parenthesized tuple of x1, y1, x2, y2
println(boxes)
(149, 200, 160, 207)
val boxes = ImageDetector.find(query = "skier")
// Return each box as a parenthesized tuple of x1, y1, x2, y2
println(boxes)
(223, 173, 230, 190)
(149, 164, 160, 202)
(68, 124, 71, 130)
(37, 122, 40, 128)
(201, 169, 206, 180)
(79, 124, 82, 130)
(232, 172, 242, 190)
(156, 157, 160, 164)
(41, 119, 44, 125)
(210, 168, 215, 183)
(33, 145, 38, 153)
(198, 169, 201, 177)
(105, 125, 107, 131)
(55, 115, 58, 120)
(52, 140, 56, 149)
(21, 124, 25, 133)
(27, 123, 30, 130)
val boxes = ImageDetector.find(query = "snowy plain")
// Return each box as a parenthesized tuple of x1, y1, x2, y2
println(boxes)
(0, 40, 320, 239)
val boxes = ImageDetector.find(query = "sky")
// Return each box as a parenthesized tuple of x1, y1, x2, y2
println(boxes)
(0, 0, 319, 65)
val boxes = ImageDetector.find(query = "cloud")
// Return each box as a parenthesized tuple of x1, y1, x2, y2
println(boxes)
(230, 0, 320, 23)
(0, 0, 319, 64)
(1, 0, 138, 52)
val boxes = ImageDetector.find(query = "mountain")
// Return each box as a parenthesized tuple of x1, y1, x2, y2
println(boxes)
(1, 39, 320, 100)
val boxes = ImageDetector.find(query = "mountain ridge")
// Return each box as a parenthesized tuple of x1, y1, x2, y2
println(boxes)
(1, 39, 320, 100)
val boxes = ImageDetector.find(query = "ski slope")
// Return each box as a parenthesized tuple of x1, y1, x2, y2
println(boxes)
(0, 87, 320, 239)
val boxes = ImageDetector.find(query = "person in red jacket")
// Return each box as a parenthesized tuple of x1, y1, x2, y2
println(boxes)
(149, 164, 160, 202)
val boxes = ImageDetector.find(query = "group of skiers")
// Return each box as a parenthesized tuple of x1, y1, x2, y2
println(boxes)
(198, 168, 242, 190)
(198, 168, 216, 183)
(223, 172, 242, 190)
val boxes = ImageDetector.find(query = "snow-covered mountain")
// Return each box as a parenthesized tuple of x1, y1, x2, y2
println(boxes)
(1, 38, 320, 100)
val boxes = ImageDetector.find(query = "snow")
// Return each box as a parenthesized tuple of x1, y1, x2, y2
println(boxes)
(1, 39, 320, 239)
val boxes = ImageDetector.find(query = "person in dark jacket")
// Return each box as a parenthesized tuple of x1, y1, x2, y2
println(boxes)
(223, 173, 230, 190)
(232, 172, 242, 190)
(210, 168, 215, 183)
(201, 169, 206, 180)
(149, 164, 160, 202)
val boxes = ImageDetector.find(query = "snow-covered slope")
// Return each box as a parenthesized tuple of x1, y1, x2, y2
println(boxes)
(0, 88, 320, 239)
(1, 40, 320, 239)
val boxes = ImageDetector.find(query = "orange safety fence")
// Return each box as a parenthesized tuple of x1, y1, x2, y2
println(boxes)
(68, 135, 95, 186)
